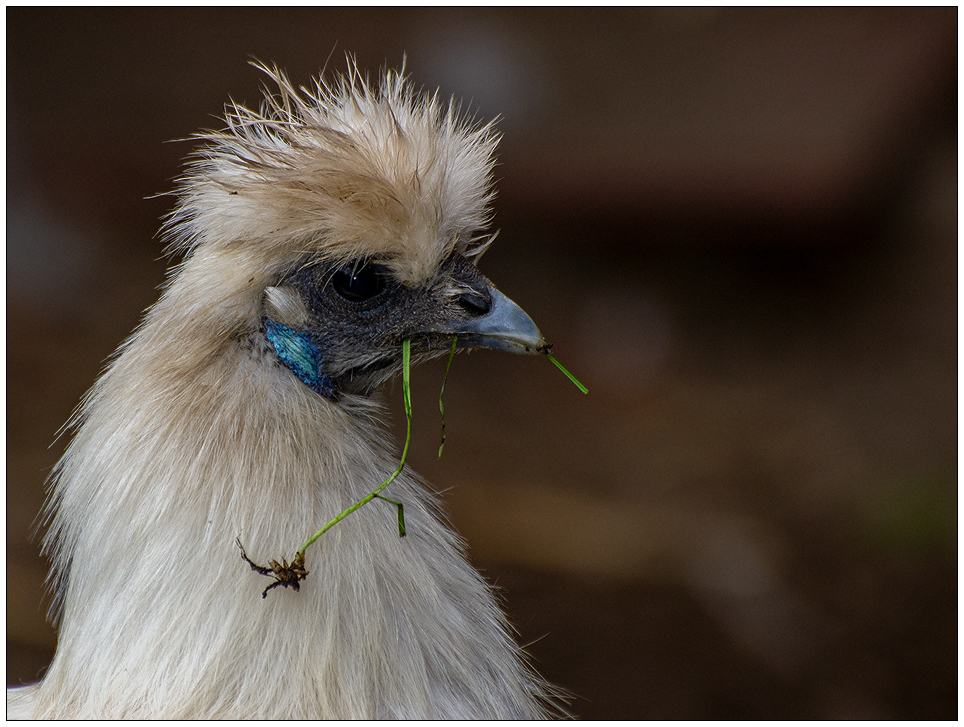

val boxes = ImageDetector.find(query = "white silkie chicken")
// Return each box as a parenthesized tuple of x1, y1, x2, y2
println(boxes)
(7, 62, 564, 719)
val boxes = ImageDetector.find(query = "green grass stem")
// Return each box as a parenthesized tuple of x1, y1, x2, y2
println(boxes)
(544, 351, 589, 395)
(438, 335, 458, 458)
(298, 338, 412, 555)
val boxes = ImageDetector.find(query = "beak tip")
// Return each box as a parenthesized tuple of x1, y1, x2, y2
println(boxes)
(447, 288, 545, 355)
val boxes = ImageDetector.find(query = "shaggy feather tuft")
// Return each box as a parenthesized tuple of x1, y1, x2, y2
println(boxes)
(164, 60, 501, 287)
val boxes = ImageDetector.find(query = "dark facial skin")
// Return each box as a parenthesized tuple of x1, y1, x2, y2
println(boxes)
(264, 253, 498, 399)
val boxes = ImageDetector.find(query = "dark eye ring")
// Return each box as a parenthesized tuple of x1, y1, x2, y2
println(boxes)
(331, 262, 386, 303)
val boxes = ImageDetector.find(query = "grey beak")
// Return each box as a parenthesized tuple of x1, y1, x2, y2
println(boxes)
(449, 288, 546, 355)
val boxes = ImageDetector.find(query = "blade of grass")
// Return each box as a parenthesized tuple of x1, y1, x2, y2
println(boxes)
(544, 351, 589, 395)
(438, 335, 458, 459)
(298, 338, 413, 555)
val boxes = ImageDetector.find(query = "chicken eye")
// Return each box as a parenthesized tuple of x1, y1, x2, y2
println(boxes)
(332, 263, 386, 302)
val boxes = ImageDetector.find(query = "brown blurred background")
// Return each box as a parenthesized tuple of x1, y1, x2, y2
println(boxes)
(6, 8, 957, 719)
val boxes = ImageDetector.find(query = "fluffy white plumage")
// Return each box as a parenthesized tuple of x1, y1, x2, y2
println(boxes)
(7, 62, 560, 719)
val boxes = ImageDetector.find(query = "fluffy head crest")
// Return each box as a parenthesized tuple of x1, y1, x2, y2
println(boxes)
(165, 61, 501, 286)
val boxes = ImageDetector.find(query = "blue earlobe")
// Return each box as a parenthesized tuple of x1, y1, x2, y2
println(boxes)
(263, 318, 336, 399)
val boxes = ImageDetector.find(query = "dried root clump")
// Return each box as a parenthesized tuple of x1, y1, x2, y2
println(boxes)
(237, 538, 309, 598)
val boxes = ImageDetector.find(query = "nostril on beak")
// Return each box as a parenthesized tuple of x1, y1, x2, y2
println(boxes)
(457, 290, 492, 317)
